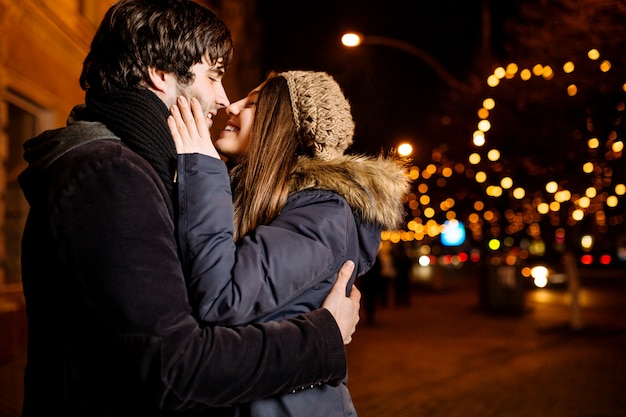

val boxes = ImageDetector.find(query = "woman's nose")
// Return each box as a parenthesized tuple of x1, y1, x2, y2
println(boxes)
(226, 98, 245, 116)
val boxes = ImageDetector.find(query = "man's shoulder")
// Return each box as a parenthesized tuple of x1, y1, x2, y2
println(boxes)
(22, 120, 122, 172)
(58, 134, 155, 183)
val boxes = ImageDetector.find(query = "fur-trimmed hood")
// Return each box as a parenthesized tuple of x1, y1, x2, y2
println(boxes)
(289, 154, 411, 230)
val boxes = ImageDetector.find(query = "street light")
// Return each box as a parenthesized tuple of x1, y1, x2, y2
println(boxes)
(341, 32, 476, 93)
(397, 142, 413, 157)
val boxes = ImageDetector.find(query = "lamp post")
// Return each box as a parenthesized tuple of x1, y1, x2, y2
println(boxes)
(341, 32, 476, 93)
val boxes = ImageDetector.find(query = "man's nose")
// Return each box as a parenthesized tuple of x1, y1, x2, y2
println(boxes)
(215, 83, 230, 109)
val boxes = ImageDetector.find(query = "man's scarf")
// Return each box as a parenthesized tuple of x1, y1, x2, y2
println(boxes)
(85, 88, 177, 202)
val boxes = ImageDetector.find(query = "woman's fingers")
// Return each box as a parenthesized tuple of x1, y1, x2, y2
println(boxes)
(189, 97, 208, 140)
(168, 103, 188, 152)
(178, 96, 200, 140)
(169, 97, 220, 158)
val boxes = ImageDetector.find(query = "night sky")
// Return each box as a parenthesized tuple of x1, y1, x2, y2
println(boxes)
(250, 0, 626, 263)
(256, 0, 518, 164)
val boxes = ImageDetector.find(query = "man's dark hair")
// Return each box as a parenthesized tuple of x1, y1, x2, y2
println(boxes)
(80, 0, 233, 93)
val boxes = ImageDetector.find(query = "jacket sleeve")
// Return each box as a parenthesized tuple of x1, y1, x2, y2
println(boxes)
(55, 147, 347, 410)
(177, 153, 354, 326)
(175, 153, 237, 320)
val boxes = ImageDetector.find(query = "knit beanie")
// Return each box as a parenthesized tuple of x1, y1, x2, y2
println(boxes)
(280, 71, 355, 160)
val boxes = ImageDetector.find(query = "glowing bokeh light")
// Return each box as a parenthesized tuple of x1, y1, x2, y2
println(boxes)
(588, 49, 600, 60)
(341, 33, 361, 47)
(397, 143, 413, 157)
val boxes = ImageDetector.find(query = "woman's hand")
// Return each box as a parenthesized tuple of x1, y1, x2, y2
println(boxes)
(168, 96, 220, 159)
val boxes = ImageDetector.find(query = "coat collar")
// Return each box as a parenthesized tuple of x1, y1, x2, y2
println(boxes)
(289, 155, 411, 230)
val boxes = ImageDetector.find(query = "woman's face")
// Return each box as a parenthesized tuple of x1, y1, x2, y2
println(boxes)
(214, 85, 261, 160)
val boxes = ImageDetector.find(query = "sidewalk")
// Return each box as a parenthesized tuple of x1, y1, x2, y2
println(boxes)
(346, 273, 626, 417)
(1, 272, 624, 416)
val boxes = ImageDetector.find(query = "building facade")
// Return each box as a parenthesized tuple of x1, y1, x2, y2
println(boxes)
(0, 0, 260, 365)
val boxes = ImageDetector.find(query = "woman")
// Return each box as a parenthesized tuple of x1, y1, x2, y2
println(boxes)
(169, 71, 411, 416)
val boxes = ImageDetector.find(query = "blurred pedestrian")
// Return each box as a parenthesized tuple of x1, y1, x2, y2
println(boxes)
(392, 243, 413, 306)
(377, 241, 396, 306)
(358, 255, 383, 325)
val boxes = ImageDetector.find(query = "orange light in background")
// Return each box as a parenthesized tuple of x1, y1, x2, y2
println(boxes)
(545, 181, 558, 193)
(487, 148, 500, 161)
(472, 131, 486, 147)
(541, 65, 554, 79)
(580, 234, 594, 250)
(341, 33, 362, 47)
(505, 63, 518, 78)
(477, 119, 491, 132)
(587, 49, 600, 60)
(587, 137, 599, 149)
(397, 143, 413, 157)
(572, 209, 584, 221)
(512, 187, 525, 199)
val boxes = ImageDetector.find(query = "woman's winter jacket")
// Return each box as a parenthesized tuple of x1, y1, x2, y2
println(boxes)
(177, 152, 410, 417)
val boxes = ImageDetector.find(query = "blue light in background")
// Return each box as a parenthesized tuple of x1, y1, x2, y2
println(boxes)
(441, 219, 466, 246)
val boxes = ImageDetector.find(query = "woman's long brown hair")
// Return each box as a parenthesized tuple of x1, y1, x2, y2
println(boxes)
(231, 74, 299, 241)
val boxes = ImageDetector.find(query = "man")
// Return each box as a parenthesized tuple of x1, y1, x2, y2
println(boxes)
(18, 0, 360, 415)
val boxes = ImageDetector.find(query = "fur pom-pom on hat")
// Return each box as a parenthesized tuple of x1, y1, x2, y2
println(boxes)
(279, 71, 355, 161)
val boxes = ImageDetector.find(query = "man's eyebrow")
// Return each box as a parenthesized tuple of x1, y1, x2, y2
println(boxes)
(207, 56, 226, 76)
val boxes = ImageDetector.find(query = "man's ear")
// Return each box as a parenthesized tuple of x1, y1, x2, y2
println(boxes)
(147, 66, 169, 93)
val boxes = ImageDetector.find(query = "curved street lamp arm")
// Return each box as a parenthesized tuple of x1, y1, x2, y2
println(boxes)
(363, 35, 476, 93)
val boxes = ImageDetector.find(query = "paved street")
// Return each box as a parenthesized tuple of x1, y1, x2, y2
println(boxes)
(346, 270, 626, 417)
(1, 268, 625, 417)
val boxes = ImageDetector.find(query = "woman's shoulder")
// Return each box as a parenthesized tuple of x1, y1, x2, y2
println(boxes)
(284, 188, 349, 212)
(289, 154, 410, 230)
